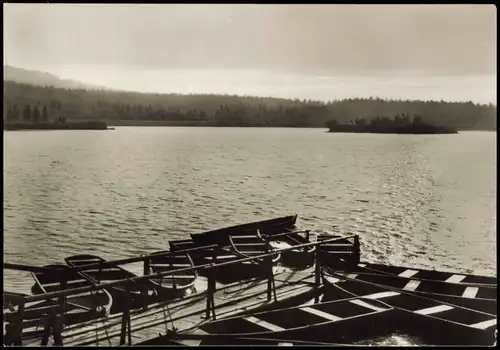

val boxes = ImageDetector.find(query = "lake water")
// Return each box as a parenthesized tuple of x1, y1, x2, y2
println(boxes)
(4, 127, 496, 296)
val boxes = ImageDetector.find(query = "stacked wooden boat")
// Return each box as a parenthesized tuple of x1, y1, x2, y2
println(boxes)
(316, 233, 497, 346)
(165, 227, 496, 346)
(171, 214, 307, 283)
(3, 214, 497, 346)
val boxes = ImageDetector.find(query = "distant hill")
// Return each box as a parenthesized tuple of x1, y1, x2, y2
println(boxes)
(3, 65, 109, 91)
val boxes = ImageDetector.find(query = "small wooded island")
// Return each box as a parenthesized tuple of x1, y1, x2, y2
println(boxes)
(4, 108, 111, 131)
(326, 114, 458, 134)
(4, 121, 110, 131)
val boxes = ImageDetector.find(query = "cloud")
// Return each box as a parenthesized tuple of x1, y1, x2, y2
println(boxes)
(3, 4, 496, 76)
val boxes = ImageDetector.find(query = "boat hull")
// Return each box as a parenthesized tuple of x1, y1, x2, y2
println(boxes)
(31, 264, 113, 317)
(191, 215, 298, 247)
(147, 251, 198, 299)
(65, 255, 155, 313)
(175, 295, 395, 345)
(322, 273, 497, 346)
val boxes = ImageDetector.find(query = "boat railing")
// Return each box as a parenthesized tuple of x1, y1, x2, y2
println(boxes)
(3, 234, 359, 346)
(4, 244, 222, 275)
(261, 229, 311, 240)
(5, 234, 357, 304)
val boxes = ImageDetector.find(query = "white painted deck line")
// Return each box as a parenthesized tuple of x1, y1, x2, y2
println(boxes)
(359, 264, 367, 267)
(349, 299, 387, 312)
(325, 276, 341, 283)
(45, 280, 88, 287)
(347, 274, 359, 279)
(302, 307, 342, 322)
(462, 287, 479, 299)
(302, 298, 317, 307)
(445, 274, 466, 283)
(270, 242, 292, 249)
(152, 275, 194, 279)
(469, 319, 497, 330)
(414, 305, 454, 315)
(398, 269, 419, 278)
(403, 280, 421, 291)
(244, 316, 286, 332)
(364, 291, 400, 300)
(150, 263, 191, 267)
(183, 330, 209, 346)
(68, 291, 106, 299)
(77, 269, 105, 272)
(278, 342, 294, 346)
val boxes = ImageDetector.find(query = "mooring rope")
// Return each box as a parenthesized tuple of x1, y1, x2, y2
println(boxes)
(102, 314, 112, 346)
(324, 274, 497, 344)
(155, 272, 176, 333)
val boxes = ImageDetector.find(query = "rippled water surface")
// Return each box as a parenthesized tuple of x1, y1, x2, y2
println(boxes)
(4, 128, 496, 294)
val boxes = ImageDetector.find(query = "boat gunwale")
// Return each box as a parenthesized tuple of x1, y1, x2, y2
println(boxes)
(323, 269, 497, 300)
(322, 271, 498, 327)
(30, 263, 114, 316)
(64, 254, 149, 296)
(182, 302, 392, 339)
(180, 293, 394, 336)
(356, 262, 497, 284)
(228, 234, 281, 265)
(148, 252, 198, 291)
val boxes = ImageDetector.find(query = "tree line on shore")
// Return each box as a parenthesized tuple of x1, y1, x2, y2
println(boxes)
(327, 113, 426, 128)
(326, 113, 457, 134)
(4, 103, 67, 124)
(3, 81, 496, 130)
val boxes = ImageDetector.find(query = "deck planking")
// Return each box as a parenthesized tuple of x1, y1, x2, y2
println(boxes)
(23, 267, 317, 346)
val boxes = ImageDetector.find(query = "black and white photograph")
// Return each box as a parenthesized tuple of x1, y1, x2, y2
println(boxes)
(3, 3, 496, 346)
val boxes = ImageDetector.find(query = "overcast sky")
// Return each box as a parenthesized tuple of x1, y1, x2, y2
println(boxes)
(3, 4, 497, 103)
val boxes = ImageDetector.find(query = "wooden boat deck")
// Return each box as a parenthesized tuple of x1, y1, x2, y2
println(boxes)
(17, 266, 317, 346)
(4, 223, 496, 347)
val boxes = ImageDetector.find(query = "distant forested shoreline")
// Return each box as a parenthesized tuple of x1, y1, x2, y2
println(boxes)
(3, 81, 496, 130)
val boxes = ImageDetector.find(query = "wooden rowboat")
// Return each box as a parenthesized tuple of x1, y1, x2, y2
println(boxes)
(322, 272, 497, 346)
(31, 264, 113, 316)
(350, 262, 497, 286)
(171, 296, 394, 345)
(65, 255, 156, 312)
(323, 268, 497, 315)
(317, 234, 496, 287)
(169, 240, 255, 283)
(266, 229, 315, 269)
(215, 232, 282, 281)
(188, 226, 283, 283)
(228, 231, 281, 265)
(317, 234, 359, 268)
(169, 239, 219, 266)
(3, 290, 108, 346)
(145, 250, 198, 298)
(190, 215, 298, 247)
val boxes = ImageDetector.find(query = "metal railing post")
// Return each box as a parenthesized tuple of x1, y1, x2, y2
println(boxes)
(353, 235, 361, 266)
(11, 298, 25, 346)
(143, 257, 150, 277)
(265, 236, 277, 302)
(266, 237, 272, 301)
(52, 314, 64, 346)
(206, 248, 217, 320)
(314, 244, 322, 303)
(58, 277, 67, 316)
(120, 293, 132, 345)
